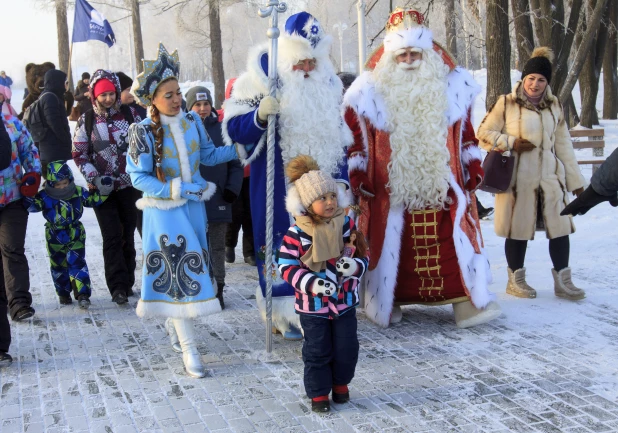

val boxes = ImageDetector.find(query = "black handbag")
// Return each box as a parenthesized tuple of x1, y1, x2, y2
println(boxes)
(479, 138, 515, 194)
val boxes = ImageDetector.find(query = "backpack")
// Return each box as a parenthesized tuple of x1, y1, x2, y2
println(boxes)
(84, 104, 135, 154)
(23, 92, 57, 142)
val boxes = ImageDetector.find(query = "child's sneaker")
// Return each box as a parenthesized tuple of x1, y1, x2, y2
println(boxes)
(311, 396, 330, 413)
(332, 384, 350, 403)
(59, 296, 72, 305)
(78, 295, 91, 310)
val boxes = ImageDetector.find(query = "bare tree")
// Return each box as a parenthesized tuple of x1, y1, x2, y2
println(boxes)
(129, 0, 145, 73)
(603, 0, 618, 119)
(444, 0, 459, 59)
(56, 0, 73, 89)
(579, 0, 610, 127)
(208, 0, 225, 107)
(485, 0, 511, 110)
(511, 0, 534, 69)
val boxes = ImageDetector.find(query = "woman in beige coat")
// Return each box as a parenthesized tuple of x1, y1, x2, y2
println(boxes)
(477, 47, 586, 301)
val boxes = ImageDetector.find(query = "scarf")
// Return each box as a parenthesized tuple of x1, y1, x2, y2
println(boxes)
(295, 208, 345, 273)
(523, 88, 544, 107)
(45, 181, 77, 200)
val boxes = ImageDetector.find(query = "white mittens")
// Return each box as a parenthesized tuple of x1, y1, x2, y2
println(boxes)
(311, 278, 335, 297)
(257, 96, 280, 123)
(336, 257, 358, 277)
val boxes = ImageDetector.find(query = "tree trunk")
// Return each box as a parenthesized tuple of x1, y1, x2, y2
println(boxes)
(545, 0, 565, 55)
(603, 0, 618, 119)
(530, 0, 550, 45)
(209, 0, 225, 108)
(512, 0, 534, 70)
(559, 0, 609, 104)
(445, 0, 459, 60)
(55, 0, 72, 89)
(565, 94, 581, 127)
(579, 0, 609, 127)
(486, 0, 512, 110)
(552, 0, 584, 92)
(131, 0, 145, 73)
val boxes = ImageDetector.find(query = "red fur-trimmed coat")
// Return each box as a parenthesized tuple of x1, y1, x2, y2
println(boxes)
(343, 68, 495, 327)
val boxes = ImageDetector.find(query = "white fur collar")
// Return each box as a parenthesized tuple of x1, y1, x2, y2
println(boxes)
(159, 112, 185, 125)
(344, 66, 481, 129)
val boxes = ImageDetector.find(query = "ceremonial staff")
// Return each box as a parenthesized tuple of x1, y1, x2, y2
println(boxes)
(258, 0, 287, 353)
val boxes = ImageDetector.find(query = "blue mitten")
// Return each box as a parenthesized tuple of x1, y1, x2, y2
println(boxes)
(181, 182, 203, 202)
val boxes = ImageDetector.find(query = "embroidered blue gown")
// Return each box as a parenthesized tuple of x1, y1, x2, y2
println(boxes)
(127, 111, 238, 318)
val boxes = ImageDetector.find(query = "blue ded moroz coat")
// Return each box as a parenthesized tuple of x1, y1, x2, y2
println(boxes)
(127, 111, 238, 318)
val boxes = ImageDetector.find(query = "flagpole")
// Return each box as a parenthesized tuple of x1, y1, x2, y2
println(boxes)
(258, 0, 287, 354)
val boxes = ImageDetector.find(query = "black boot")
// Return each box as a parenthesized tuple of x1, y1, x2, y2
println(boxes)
(225, 247, 235, 264)
(216, 282, 225, 310)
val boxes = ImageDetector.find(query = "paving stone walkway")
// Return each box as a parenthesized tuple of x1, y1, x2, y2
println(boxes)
(1, 210, 617, 433)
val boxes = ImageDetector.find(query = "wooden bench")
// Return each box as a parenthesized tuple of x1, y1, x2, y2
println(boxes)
(569, 128, 606, 172)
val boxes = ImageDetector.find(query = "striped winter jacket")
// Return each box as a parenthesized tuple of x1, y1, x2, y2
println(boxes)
(277, 216, 369, 319)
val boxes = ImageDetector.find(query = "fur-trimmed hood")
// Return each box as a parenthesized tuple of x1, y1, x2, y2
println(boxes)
(344, 65, 481, 129)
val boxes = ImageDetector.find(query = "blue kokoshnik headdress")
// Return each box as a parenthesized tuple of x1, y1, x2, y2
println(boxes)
(134, 43, 180, 106)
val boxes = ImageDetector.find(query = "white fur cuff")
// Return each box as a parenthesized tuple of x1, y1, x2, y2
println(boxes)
(170, 177, 182, 200)
(462, 145, 482, 166)
(286, 185, 305, 217)
(200, 181, 217, 201)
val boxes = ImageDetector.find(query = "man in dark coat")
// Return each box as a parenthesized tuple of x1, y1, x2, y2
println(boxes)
(36, 69, 72, 175)
(562, 148, 618, 216)
(74, 72, 93, 115)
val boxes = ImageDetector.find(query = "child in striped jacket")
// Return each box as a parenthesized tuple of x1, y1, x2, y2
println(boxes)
(277, 156, 368, 413)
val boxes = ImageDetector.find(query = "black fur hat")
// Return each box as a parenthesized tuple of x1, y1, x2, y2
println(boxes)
(522, 47, 554, 83)
(115, 71, 133, 92)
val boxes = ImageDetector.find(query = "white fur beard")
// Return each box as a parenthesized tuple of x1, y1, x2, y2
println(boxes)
(277, 69, 346, 176)
(374, 50, 452, 211)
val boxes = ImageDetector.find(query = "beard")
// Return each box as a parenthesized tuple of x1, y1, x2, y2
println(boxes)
(373, 49, 452, 211)
(276, 66, 347, 177)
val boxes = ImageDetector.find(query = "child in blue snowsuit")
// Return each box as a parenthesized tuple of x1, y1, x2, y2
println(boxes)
(23, 161, 108, 309)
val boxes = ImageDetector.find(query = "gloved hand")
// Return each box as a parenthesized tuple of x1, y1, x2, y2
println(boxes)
(257, 96, 280, 123)
(222, 189, 238, 203)
(512, 138, 536, 153)
(311, 278, 335, 298)
(560, 185, 618, 216)
(93, 176, 114, 196)
(465, 160, 484, 192)
(349, 171, 375, 198)
(19, 172, 41, 197)
(336, 257, 358, 277)
(181, 182, 204, 202)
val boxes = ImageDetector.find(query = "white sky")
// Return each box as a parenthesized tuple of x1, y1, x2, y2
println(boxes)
(1, 0, 60, 88)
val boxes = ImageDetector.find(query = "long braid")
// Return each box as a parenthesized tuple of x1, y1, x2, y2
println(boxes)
(150, 105, 166, 182)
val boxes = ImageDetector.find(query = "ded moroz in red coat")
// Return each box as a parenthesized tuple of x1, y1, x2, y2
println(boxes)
(343, 45, 495, 327)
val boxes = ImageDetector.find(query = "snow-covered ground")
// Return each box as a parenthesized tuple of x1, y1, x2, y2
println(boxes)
(2, 74, 618, 432)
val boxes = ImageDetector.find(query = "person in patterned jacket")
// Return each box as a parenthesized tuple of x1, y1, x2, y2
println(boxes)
(23, 161, 108, 309)
(277, 156, 368, 413)
(72, 69, 142, 305)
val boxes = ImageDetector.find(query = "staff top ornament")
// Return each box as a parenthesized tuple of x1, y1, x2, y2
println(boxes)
(383, 8, 433, 53)
(134, 43, 180, 106)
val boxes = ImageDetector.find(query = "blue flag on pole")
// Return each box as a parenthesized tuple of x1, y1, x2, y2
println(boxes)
(72, 0, 116, 47)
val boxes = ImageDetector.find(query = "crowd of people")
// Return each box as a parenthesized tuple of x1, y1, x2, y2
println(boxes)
(1, 7, 616, 414)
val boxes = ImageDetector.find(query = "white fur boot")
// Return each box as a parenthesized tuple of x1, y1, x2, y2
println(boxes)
(552, 268, 585, 300)
(255, 286, 303, 340)
(165, 318, 182, 353)
(453, 300, 502, 329)
(172, 319, 206, 378)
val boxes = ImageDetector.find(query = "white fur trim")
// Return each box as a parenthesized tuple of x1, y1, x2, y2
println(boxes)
(461, 145, 482, 166)
(200, 181, 217, 201)
(449, 174, 494, 309)
(446, 67, 482, 125)
(363, 205, 405, 328)
(162, 113, 193, 183)
(277, 34, 333, 71)
(136, 196, 187, 210)
(344, 71, 390, 132)
(336, 181, 353, 209)
(348, 153, 368, 173)
(170, 177, 182, 200)
(285, 185, 305, 217)
(384, 27, 434, 53)
(136, 298, 221, 319)
(255, 286, 301, 334)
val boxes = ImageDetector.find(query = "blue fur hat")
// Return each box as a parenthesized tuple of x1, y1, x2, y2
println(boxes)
(278, 12, 333, 69)
(285, 12, 324, 48)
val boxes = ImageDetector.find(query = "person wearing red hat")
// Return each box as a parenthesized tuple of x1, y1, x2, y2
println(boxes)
(72, 69, 142, 305)
(344, 8, 501, 329)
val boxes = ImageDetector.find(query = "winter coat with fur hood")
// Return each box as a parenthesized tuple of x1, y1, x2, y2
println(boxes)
(477, 82, 585, 240)
(72, 70, 141, 190)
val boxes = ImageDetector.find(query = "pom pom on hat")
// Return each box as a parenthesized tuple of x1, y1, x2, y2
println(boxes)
(522, 47, 554, 82)
(286, 155, 337, 211)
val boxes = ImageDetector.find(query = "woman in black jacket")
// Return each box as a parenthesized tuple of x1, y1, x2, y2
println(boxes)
(187, 86, 243, 309)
